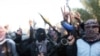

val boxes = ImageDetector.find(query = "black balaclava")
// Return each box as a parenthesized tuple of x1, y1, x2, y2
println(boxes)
(36, 28, 46, 42)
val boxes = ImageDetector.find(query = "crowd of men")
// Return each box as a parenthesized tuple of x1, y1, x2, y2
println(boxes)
(0, 10, 100, 56)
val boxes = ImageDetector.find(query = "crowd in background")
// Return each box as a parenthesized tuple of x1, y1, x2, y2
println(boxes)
(0, 9, 100, 56)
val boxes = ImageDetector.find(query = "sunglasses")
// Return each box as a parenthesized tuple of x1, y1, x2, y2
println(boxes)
(85, 25, 99, 28)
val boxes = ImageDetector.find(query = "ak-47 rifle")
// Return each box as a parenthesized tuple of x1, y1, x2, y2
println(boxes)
(39, 13, 62, 56)
(66, 0, 71, 11)
(39, 13, 60, 36)
(39, 13, 58, 45)
(39, 13, 52, 27)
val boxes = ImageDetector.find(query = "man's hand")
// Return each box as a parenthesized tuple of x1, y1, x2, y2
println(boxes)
(67, 35, 75, 45)
(74, 12, 83, 23)
(38, 53, 44, 56)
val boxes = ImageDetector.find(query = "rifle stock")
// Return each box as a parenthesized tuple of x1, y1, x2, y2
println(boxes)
(39, 13, 53, 27)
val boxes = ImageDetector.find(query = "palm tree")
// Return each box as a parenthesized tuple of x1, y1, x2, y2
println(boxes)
(80, 0, 100, 22)
(73, 8, 93, 21)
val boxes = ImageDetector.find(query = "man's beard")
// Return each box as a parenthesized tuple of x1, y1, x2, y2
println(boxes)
(84, 29, 100, 42)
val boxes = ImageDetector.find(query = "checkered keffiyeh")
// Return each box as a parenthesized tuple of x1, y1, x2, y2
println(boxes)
(83, 19, 100, 42)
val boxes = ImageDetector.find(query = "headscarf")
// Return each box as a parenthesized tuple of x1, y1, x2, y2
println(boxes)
(83, 19, 100, 43)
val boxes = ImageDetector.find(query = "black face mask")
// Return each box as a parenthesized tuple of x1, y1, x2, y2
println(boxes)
(36, 28, 46, 42)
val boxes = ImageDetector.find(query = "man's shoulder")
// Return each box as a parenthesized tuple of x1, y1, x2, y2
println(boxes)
(77, 38, 83, 41)
(76, 38, 84, 44)
(6, 39, 15, 45)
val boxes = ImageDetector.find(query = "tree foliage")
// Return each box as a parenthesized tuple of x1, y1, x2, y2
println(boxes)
(80, 0, 100, 22)
(73, 8, 93, 21)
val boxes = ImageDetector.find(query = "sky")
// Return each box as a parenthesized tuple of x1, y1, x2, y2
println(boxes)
(0, 0, 84, 31)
